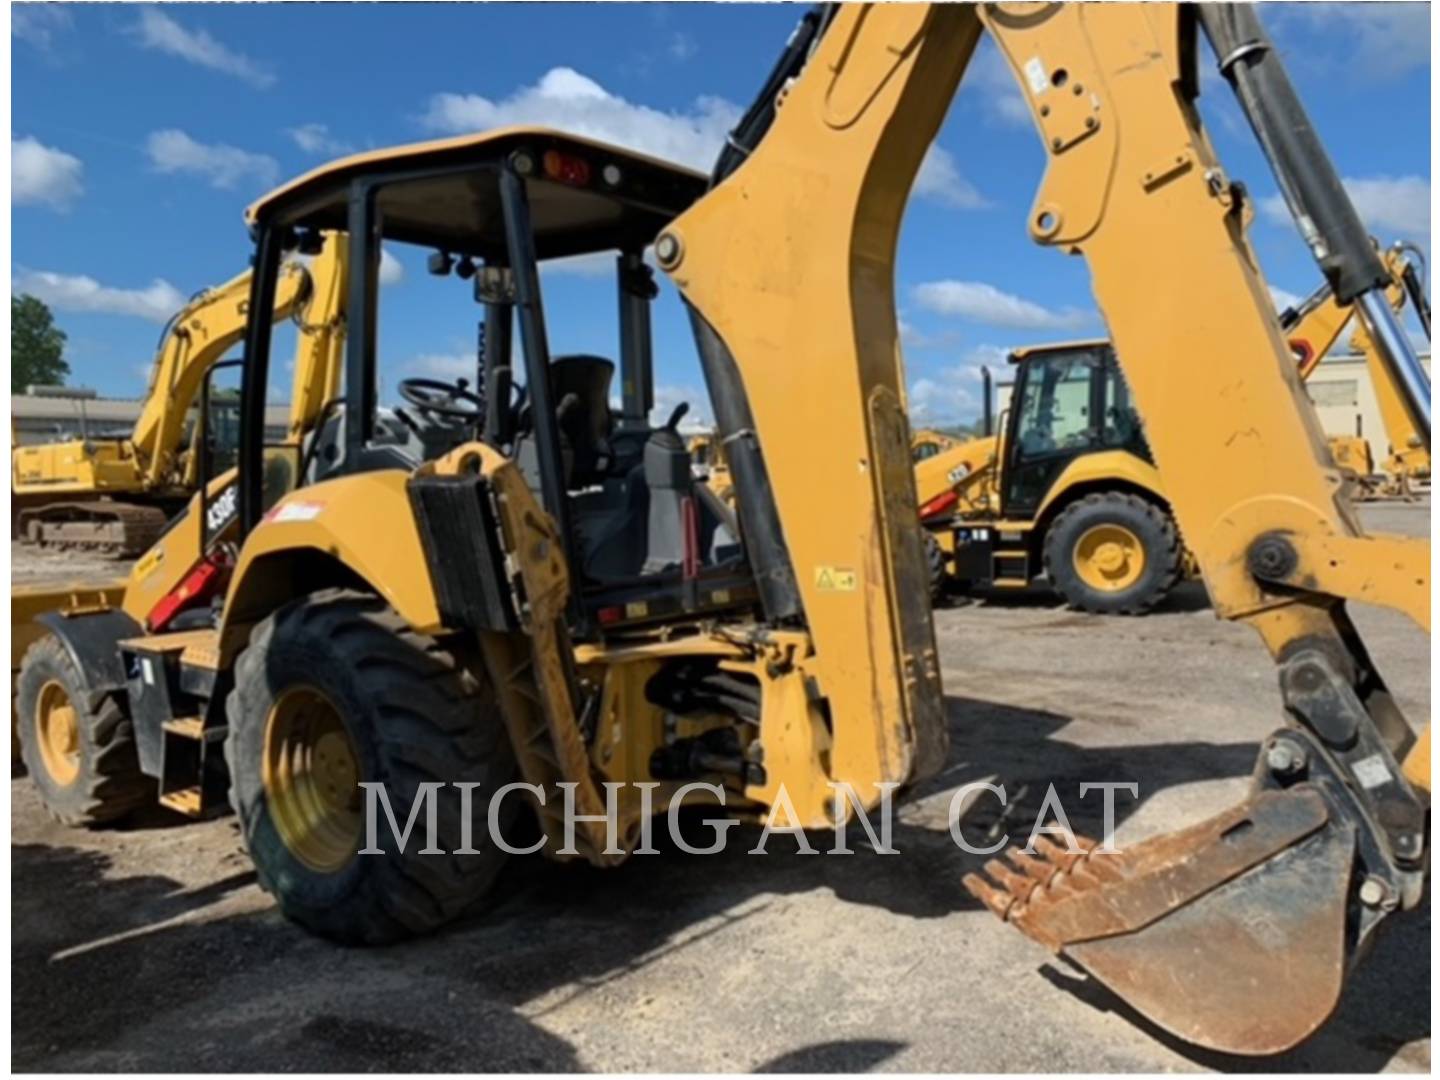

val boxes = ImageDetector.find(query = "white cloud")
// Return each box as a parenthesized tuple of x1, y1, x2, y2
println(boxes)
(133, 7, 275, 89)
(667, 32, 697, 62)
(542, 251, 624, 278)
(422, 67, 738, 173)
(286, 123, 354, 157)
(379, 248, 404, 285)
(12, 136, 84, 210)
(422, 68, 987, 211)
(914, 146, 989, 210)
(13, 268, 186, 322)
(12, 4, 72, 49)
(146, 129, 278, 189)
(906, 346, 1008, 425)
(911, 280, 1093, 331)
(1267, 2, 1429, 79)
(652, 384, 710, 430)
(1260, 176, 1431, 247)
(963, 39, 1032, 128)
(898, 318, 964, 351)
(1269, 285, 1304, 312)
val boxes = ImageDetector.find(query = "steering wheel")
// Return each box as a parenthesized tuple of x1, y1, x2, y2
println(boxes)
(398, 377, 484, 423)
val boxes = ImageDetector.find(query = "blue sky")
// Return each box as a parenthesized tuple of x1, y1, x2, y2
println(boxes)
(11, 2, 1432, 426)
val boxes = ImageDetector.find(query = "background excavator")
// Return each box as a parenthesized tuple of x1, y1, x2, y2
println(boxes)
(12, 249, 328, 557)
(9, 2, 1429, 1059)
(918, 236, 1430, 612)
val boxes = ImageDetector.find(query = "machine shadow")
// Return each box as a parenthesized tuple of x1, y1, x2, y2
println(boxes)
(18, 692, 1398, 1073)
(10, 839, 583, 1072)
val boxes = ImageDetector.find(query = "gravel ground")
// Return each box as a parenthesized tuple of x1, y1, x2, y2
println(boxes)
(10, 503, 1430, 1072)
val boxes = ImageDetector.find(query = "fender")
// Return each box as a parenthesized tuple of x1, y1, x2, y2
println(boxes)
(1033, 448, 1167, 524)
(33, 608, 143, 696)
(219, 469, 444, 661)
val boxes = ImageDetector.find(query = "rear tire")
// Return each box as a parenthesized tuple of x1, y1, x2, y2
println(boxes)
(225, 589, 519, 944)
(16, 635, 148, 826)
(1043, 493, 1180, 615)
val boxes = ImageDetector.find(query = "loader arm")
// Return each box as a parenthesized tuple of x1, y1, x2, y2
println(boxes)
(660, 2, 1428, 1055)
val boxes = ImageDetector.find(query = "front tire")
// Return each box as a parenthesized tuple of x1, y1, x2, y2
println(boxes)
(1043, 493, 1180, 615)
(15, 635, 148, 826)
(225, 590, 518, 944)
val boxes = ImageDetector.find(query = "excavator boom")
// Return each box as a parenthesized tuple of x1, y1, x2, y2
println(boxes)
(660, 2, 1428, 1054)
(12, 253, 319, 554)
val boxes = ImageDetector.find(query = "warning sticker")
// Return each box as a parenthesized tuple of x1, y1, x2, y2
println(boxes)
(270, 501, 325, 523)
(1023, 56, 1048, 96)
(1352, 754, 1392, 790)
(814, 566, 858, 592)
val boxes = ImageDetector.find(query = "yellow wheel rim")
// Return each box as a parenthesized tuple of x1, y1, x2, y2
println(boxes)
(35, 679, 81, 786)
(262, 686, 363, 873)
(1073, 523, 1146, 593)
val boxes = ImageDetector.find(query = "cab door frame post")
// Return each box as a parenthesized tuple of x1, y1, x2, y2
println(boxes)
(497, 165, 585, 627)
(617, 248, 655, 431)
(343, 179, 381, 467)
(238, 225, 284, 536)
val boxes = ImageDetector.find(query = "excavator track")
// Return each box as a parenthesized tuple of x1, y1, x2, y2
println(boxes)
(15, 500, 170, 558)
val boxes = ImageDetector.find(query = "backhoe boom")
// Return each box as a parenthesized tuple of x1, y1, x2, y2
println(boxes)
(659, 2, 1429, 1054)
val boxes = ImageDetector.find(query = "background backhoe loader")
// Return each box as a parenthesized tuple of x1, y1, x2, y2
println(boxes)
(12, 252, 323, 557)
(919, 237, 1429, 613)
(10, 232, 348, 811)
(10, 3, 1429, 1059)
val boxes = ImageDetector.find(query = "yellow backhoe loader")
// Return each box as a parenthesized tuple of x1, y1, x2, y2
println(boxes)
(11, 3, 1430, 1058)
(10, 231, 348, 790)
(917, 238, 1429, 612)
(910, 427, 961, 461)
(13, 253, 319, 556)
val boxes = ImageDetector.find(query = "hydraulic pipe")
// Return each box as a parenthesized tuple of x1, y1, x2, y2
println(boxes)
(1357, 290, 1431, 445)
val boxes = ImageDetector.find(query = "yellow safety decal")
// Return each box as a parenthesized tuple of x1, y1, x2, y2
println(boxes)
(134, 546, 164, 581)
(814, 566, 857, 592)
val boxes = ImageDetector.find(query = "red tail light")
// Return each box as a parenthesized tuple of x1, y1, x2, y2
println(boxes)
(542, 149, 592, 187)
(919, 490, 959, 521)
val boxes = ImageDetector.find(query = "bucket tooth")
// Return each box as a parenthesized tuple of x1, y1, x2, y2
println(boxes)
(962, 872, 1017, 920)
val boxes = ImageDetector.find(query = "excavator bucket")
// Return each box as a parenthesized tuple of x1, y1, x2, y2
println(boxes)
(963, 733, 1408, 1056)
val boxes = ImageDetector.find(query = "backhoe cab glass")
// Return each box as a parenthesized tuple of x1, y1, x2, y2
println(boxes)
(1002, 345, 1149, 516)
(239, 131, 752, 627)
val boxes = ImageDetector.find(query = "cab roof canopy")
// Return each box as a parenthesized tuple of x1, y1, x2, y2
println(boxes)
(246, 126, 709, 262)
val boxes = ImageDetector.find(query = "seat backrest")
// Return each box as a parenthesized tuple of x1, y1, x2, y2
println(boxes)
(550, 355, 616, 486)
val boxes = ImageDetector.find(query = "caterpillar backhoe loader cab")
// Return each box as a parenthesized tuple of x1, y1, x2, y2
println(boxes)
(11, 251, 330, 557)
(16, 3, 1430, 1057)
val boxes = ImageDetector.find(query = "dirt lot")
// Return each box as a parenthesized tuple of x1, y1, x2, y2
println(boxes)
(11, 503, 1431, 1072)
